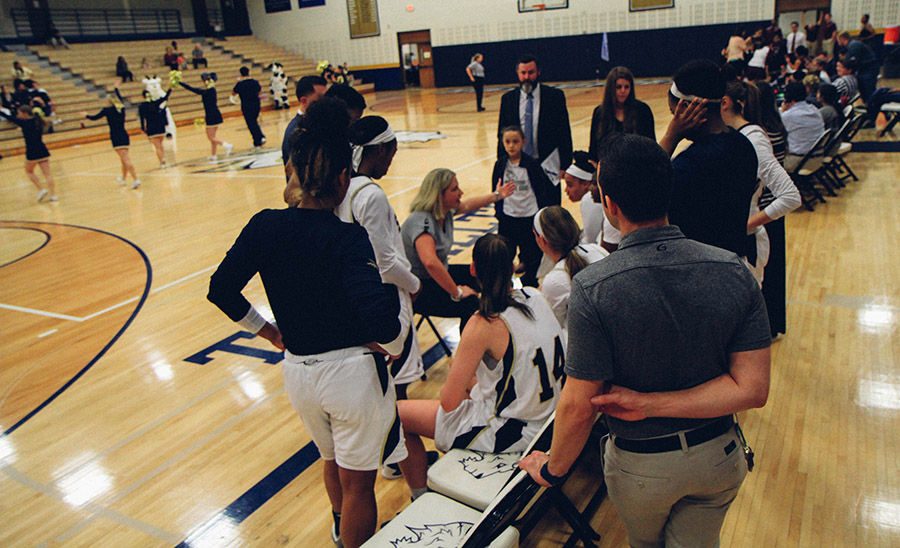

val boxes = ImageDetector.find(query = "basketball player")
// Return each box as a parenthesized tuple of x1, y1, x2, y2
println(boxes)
(82, 84, 140, 188)
(207, 98, 406, 548)
(397, 233, 564, 500)
(562, 150, 621, 252)
(337, 115, 424, 402)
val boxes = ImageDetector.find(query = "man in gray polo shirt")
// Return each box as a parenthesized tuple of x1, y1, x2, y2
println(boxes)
(520, 134, 771, 547)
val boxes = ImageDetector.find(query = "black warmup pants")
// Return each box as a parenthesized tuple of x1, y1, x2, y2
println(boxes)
(497, 213, 542, 288)
(242, 107, 265, 147)
(761, 217, 786, 337)
(192, 58, 209, 69)
(472, 77, 484, 109)
(413, 264, 480, 333)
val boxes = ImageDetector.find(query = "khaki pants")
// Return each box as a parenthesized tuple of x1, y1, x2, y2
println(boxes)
(602, 428, 748, 548)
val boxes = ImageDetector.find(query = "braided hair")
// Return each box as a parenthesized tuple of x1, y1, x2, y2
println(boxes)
(288, 97, 352, 207)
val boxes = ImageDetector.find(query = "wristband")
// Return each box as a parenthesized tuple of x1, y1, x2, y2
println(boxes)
(450, 286, 463, 302)
(540, 461, 565, 486)
(493, 190, 500, 202)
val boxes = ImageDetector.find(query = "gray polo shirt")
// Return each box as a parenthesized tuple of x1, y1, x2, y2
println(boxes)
(566, 225, 771, 439)
(401, 210, 454, 280)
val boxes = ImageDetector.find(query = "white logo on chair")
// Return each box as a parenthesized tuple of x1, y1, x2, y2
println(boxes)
(391, 522, 473, 547)
(459, 451, 521, 479)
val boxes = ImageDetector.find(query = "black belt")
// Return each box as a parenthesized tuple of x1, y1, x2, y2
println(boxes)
(614, 416, 735, 454)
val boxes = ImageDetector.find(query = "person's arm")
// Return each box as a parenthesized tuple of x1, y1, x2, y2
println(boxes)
(638, 101, 656, 141)
(0, 108, 15, 122)
(85, 108, 106, 121)
(139, 106, 147, 132)
(355, 188, 421, 295)
(588, 105, 602, 162)
(114, 88, 125, 104)
(659, 98, 707, 157)
(340, 227, 403, 349)
(458, 181, 515, 214)
(179, 81, 203, 95)
(747, 131, 801, 229)
(466, 65, 475, 82)
(413, 233, 475, 300)
(539, 271, 571, 328)
(440, 314, 496, 411)
(207, 214, 283, 350)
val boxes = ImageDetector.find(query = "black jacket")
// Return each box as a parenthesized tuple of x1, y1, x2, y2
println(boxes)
(497, 83, 572, 170)
(491, 152, 560, 218)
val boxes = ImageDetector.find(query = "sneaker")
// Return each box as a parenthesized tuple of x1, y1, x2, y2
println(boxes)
(331, 511, 342, 548)
(131, 179, 141, 189)
(48, 194, 59, 202)
(224, 142, 233, 156)
(209, 155, 218, 163)
(116, 176, 126, 186)
(160, 161, 168, 169)
(37, 189, 49, 202)
(261, 137, 267, 145)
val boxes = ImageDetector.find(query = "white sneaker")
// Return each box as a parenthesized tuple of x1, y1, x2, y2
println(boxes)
(48, 194, 59, 202)
(209, 155, 218, 163)
(160, 161, 168, 169)
(224, 142, 233, 156)
(37, 189, 49, 202)
(131, 179, 141, 189)
(116, 176, 126, 186)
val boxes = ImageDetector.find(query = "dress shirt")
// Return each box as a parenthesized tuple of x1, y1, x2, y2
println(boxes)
(786, 31, 807, 54)
(781, 102, 824, 156)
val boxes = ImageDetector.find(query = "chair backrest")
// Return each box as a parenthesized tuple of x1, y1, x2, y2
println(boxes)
(846, 91, 861, 107)
(825, 116, 854, 157)
(842, 104, 853, 118)
(460, 469, 538, 548)
(792, 129, 832, 174)
(843, 113, 866, 142)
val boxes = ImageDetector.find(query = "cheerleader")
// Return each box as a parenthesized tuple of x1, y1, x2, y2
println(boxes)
(138, 87, 172, 168)
(82, 86, 140, 188)
(336, 116, 424, 402)
(180, 73, 232, 161)
(0, 104, 57, 202)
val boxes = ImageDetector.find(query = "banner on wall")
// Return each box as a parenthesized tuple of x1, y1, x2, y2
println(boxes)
(265, 0, 292, 13)
(347, 0, 380, 38)
(299, 0, 325, 7)
(629, 0, 674, 11)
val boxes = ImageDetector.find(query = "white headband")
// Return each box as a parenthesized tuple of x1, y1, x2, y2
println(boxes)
(352, 126, 396, 170)
(533, 207, 548, 238)
(669, 82, 721, 103)
(566, 164, 593, 181)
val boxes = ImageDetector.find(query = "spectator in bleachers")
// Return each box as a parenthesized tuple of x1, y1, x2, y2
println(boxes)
(163, 47, 179, 69)
(817, 83, 844, 131)
(11, 61, 33, 88)
(141, 57, 151, 70)
(48, 25, 69, 49)
(24, 80, 54, 121)
(0, 105, 57, 201)
(116, 57, 134, 83)
(192, 44, 208, 70)
(780, 81, 824, 171)
(1, 81, 31, 109)
(397, 233, 563, 501)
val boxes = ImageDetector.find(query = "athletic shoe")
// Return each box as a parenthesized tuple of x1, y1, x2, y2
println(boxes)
(36, 189, 49, 202)
(116, 176, 126, 185)
(261, 137, 267, 145)
(131, 179, 141, 189)
(224, 142, 233, 156)
(331, 511, 342, 548)
(48, 195, 59, 202)
(209, 155, 218, 163)
(160, 161, 168, 169)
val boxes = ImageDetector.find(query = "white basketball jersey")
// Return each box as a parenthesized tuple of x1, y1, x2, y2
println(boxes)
(471, 287, 564, 423)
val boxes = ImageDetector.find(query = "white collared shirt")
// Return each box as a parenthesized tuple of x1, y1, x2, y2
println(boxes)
(518, 84, 540, 153)
(786, 31, 807, 54)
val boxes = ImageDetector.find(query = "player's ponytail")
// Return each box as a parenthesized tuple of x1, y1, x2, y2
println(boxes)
(472, 234, 533, 320)
(289, 97, 351, 207)
(535, 207, 588, 279)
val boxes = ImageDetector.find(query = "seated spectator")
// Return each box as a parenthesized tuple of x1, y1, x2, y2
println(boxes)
(192, 44, 208, 70)
(817, 84, 844, 131)
(809, 58, 832, 84)
(836, 31, 878, 101)
(116, 56, 134, 83)
(11, 61, 33, 88)
(803, 74, 822, 106)
(786, 45, 809, 74)
(865, 87, 900, 127)
(780, 81, 825, 171)
(48, 25, 69, 49)
(533, 206, 607, 333)
(661, 59, 759, 260)
(141, 57, 151, 70)
(832, 59, 859, 101)
(163, 46, 179, 69)
(396, 233, 563, 501)
(562, 151, 619, 252)
(401, 168, 515, 333)
(9, 81, 32, 109)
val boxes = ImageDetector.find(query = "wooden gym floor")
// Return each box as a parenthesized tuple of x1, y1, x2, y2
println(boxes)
(0, 81, 897, 547)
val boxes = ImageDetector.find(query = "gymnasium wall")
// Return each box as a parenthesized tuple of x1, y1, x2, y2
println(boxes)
(247, 0, 775, 86)
(831, 1, 899, 35)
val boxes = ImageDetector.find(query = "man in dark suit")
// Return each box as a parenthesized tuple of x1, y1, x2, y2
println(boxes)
(497, 54, 573, 184)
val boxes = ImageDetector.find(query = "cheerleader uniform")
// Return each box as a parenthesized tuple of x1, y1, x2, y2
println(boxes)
(0, 110, 49, 161)
(139, 89, 171, 138)
(179, 81, 223, 126)
(86, 89, 130, 149)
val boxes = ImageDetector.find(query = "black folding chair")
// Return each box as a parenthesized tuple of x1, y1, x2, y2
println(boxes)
(789, 129, 833, 211)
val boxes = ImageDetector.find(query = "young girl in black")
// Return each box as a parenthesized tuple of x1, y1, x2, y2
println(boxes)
(138, 87, 172, 168)
(179, 73, 232, 161)
(83, 86, 140, 188)
(0, 104, 57, 201)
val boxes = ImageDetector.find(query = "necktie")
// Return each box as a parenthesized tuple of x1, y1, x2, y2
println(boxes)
(791, 34, 796, 53)
(523, 92, 535, 158)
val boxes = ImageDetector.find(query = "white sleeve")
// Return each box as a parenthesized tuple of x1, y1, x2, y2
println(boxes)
(355, 187, 421, 295)
(749, 129, 802, 220)
(237, 306, 267, 334)
(539, 270, 571, 329)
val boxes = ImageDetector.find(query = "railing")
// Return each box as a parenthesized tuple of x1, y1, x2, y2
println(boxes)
(10, 9, 183, 40)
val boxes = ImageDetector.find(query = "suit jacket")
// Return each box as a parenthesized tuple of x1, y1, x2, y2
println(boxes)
(497, 83, 573, 171)
(491, 153, 561, 218)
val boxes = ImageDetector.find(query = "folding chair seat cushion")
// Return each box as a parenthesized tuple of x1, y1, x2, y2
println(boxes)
(882, 103, 900, 113)
(428, 449, 523, 511)
(363, 493, 519, 547)
(798, 157, 824, 176)
(838, 142, 852, 155)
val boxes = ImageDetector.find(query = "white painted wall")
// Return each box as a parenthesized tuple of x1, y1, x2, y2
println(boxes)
(248, 0, 775, 67)
(830, 0, 899, 34)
